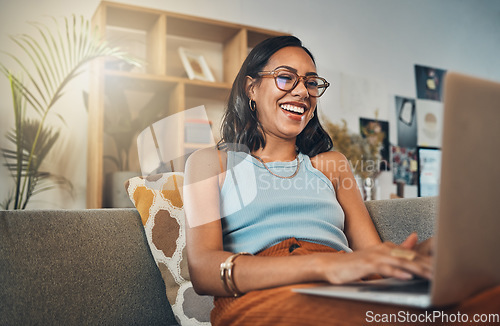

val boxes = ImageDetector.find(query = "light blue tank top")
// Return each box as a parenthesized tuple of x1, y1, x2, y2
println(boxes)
(219, 151, 351, 254)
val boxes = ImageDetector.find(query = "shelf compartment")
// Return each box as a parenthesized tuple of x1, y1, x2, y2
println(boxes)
(104, 70, 178, 92)
(165, 13, 241, 43)
(88, 2, 287, 208)
(104, 2, 162, 31)
(166, 34, 224, 82)
(105, 70, 231, 105)
(103, 2, 166, 75)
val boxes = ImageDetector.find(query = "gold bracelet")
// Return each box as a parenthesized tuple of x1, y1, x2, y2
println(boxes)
(220, 252, 253, 297)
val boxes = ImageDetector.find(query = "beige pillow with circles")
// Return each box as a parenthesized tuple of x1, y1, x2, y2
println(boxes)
(125, 173, 213, 326)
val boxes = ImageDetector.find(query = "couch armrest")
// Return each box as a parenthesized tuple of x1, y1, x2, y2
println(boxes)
(365, 197, 437, 244)
(0, 209, 178, 325)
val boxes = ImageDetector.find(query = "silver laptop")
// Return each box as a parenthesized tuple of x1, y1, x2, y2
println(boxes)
(294, 72, 500, 308)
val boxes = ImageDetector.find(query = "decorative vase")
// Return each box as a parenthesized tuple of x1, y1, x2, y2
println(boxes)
(356, 176, 380, 201)
(363, 177, 380, 201)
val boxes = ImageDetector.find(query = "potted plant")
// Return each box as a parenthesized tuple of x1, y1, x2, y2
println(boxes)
(0, 15, 140, 209)
(323, 118, 384, 200)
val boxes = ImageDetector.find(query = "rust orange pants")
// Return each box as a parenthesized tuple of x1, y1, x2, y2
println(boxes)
(211, 238, 500, 326)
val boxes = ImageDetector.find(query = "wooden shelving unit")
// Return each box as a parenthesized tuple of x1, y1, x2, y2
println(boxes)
(86, 1, 287, 208)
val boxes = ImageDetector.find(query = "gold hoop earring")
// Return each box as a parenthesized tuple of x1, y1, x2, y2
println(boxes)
(249, 99, 256, 111)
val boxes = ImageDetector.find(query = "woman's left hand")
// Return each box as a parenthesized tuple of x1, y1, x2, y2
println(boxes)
(400, 232, 434, 257)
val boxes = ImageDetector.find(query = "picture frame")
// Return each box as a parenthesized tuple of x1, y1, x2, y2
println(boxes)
(414, 64, 446, 101)
(395, 96, 418, 148)
(178, 47, 215, 82)
(391, 145, 418, 186)
(359, 118, 390, 171)
(417, 146, 441, 197)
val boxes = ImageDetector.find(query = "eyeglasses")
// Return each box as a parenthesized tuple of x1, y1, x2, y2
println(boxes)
(257, 68, 330, 97)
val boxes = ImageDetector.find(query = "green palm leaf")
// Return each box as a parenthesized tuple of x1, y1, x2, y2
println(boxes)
(1, 15, 141, 209)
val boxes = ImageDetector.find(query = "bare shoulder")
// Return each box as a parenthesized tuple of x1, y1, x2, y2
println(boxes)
(310, 151, 350, 174)
(185, 147, 226, 181)
(310, 151, 351, 189)
(186, 147, 224, 168)
(311, 150, 348, 162)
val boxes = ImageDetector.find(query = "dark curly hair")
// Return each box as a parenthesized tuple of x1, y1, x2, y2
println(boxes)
(217, 35, 333, 157)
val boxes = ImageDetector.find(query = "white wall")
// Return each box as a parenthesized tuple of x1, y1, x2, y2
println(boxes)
(1, 0, 499, 208)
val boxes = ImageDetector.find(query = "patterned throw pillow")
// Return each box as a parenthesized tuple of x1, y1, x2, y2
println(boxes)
(125, 173, 213, 326)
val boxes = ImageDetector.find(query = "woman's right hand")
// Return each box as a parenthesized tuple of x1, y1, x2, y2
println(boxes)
(316, 240, 433, 285)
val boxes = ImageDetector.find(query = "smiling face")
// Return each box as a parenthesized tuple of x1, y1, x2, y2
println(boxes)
(247, 46, 318, 143)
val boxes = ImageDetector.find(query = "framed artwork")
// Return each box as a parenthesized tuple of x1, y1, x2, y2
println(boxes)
(416, 100, 443, 147)
(359, 118, 390, 171)
(415, 64, 446, 101)
(395, 96, 418, 148)
(392, 145, 418, 186)
(417, 146, 441, 197)
(178, 47, 215, 82)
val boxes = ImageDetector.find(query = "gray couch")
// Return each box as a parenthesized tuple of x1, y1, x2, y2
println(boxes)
(0, 197, 436, 325)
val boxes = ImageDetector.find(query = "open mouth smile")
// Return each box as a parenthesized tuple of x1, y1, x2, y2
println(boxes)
(280, 103, 306, 115)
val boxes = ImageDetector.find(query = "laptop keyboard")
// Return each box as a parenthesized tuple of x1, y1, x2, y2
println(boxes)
(359, 279, 430, 294)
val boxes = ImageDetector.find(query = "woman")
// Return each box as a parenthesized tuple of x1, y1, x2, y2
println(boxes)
(183, 36, 495, 325)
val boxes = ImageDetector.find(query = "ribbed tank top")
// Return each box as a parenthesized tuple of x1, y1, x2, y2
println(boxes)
(219, 151, 351, 254)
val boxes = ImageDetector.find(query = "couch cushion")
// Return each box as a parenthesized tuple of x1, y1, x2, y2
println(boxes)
(126, 173, 213, 326)
(0, 209, 177, 325)
(365, 196, 437, 244)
